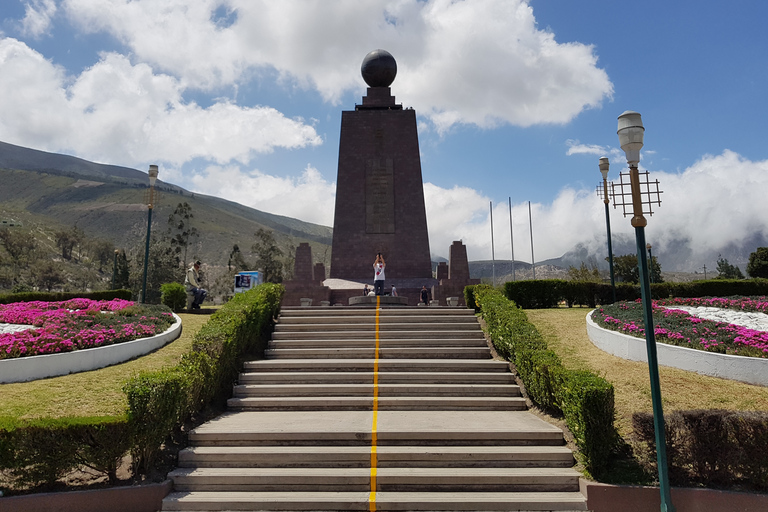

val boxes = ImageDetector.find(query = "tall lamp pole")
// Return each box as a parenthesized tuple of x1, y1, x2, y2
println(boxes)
(599, 157, 617, 303)
(616, 111, 674, 512)
(647, 243, 654, 283)
(141, 165, 159, 303)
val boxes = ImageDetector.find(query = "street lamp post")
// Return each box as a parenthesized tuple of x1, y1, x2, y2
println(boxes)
(112, 249, 119, 289)
(140, 165, 159, 304)
(647, 243, 654, 283)
(599, 157, 617, 303)
(616, 111, 674, 512)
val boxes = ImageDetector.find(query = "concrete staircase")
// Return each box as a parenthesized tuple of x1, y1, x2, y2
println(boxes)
(163, 306, 587, 511)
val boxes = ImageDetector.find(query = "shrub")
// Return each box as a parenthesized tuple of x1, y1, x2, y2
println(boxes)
(558, 370, 616, 474)
(123, 283, 283, 474)
(0, 283, 283, 491)
(160, 282, 188, 312)
(504, 280, 564, 309)
(474, 286, 616, 476)
(464, 284, 491, 312)
(632, 410, 768, 490)
(0, 416, 132, 489)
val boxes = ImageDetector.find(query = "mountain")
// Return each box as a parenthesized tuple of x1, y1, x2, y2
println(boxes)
(0, 141, 332, 267)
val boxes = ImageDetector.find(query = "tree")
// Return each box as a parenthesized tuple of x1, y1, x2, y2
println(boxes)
(609, 253, 662, 284)
(252, 228, 284, 283)
(747, 247, 768, 279)
(649, 255, 663, 284)
(114, 250, 131, 290)
(567, 262, 602, 283)
(228, 244, 250, 272)
(0, 227, 37, 269)
(610, 254, 639, 284)
(130, 240, 183, 303)
(54, 229, 76, 260)
(33, 261, 66, 292)
(88, 239, 116, 272)
(716, 255, 745, 279)
(167, 202, 199, 269)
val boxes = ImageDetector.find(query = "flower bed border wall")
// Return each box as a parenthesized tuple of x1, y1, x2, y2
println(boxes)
(586, 311, 768, 387)
(0, 314, 182, 384)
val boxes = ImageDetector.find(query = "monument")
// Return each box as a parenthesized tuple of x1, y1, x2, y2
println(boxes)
(330, 49, 433, 281)
(283, 50, 476, 306)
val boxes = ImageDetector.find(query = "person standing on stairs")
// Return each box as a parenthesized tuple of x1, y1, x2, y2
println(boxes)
(373, 253, 386, 296)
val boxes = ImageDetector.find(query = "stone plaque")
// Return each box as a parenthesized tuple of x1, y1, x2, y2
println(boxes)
(365, 158, 395, 233)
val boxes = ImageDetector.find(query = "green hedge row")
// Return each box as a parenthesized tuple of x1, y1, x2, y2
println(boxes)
(469, 285, 616, 476)
(0, 416, 132, 490)
(0, 284, 283, 491)
(633, 410, 768, 490)
(503, 278, 768, 308)
(124, 283, 283, 473)
(0, 289, 133, 305)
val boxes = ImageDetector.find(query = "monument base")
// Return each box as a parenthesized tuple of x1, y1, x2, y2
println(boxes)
(348, 295, 408, 306)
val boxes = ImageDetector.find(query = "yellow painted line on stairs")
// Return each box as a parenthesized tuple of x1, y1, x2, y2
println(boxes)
(369, 296, 381, 511)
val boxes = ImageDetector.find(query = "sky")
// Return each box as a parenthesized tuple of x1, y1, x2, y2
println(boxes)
(2, 0, 768, 271)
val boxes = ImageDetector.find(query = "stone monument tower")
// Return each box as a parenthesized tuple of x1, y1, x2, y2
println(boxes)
(329, 50, 432, 281)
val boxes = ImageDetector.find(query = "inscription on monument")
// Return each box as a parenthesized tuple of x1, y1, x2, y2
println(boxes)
(366, 158, 395, 233)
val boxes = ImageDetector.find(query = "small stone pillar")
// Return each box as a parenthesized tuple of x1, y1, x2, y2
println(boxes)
(314, 262, 326, 282)
(293, 243, 313, 282)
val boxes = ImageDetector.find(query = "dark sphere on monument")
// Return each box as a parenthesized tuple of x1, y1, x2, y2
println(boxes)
(361, 49, 397, 88)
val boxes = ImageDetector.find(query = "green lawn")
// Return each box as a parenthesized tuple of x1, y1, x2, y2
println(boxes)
(526, 307, 768, 438)
(0, 312, 209, 419)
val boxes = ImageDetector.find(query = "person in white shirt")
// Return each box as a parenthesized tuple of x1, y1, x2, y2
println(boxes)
(390, 284, 397, 296)
(373, 253, 386, 296)
(184, 260, 207, 309)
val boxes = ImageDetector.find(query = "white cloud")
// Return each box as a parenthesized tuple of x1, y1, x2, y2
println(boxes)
(566, 139, 608, 157)
(0, 38, 321, 166)
(188, 164, 337, 226)
(20, 0, 57, 38)
(650, 150, 768, 256)
(61, 0, 613, 131)
(424, 150, 768, 268)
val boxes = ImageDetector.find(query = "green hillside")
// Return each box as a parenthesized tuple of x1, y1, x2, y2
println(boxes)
(0, 167, 331, 268)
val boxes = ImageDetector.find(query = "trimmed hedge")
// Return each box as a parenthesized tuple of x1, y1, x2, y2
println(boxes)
(0, 416, 132, 489)
(160, 282, 188, 312)
(0, 289, 133, 305)
(502, 278, 768, 308)
(633, 410, 768, 490)
(124, 283, 283, 474)
(473, 286, 616, 476)
(0, 283, 283, 490)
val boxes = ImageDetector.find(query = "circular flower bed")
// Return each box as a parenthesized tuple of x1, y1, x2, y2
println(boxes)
(592, 297, 768, 358)
(0, 299, 176, 360)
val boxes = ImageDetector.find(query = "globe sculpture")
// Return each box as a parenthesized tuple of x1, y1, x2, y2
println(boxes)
(361, 49, 397, 87)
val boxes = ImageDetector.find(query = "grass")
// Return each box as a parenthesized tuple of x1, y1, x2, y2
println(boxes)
(526, 307, 768, 439)
(0, 312, 209, 419)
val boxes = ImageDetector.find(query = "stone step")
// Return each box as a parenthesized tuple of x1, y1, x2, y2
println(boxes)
(280, 307, 477, 316)
(178, 445, 575, 468)
(232, 383, 521, 397)
(188, 411, 564, 447)
(226, 396, 527, 411)
(163, 490, 588, 511)
(274, 322, 481, 332)
(264, 347, 491, 360)
(268, 337, 489, 349)
(241, 359, 511, 373)
(169, 466, 582, 492)
(272, 330, 485, 339)
(238, 371, 515, 385)
(278, 315, 479, 324)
